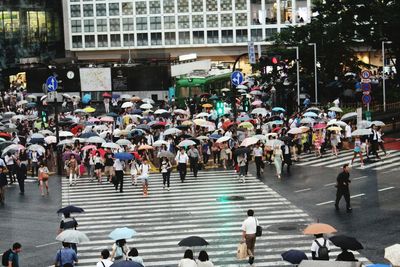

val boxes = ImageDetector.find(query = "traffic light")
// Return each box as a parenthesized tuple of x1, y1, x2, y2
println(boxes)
(41, 110, 48, 123)
(216, 101, 224, 116)
(243, 99, 250, 112)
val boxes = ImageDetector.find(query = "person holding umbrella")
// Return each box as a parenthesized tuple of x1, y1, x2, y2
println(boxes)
(110, 239, 130, 262)
(58, 212, 79, 253)
(160, 157, 172, 190)
(67, 154, 79, 186)
(138, 159, 150, 196)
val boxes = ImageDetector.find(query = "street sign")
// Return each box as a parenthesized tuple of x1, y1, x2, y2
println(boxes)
(248, 42, 256, 64)
(360, 70, 371, 79)
(361, 78, 371, 83)
(46, 76, 58, 92)
(361, 83, 371, 91)
(362, 94, 371, 104)
(231, 71, 244, 86)
(362, 91, 370, 95)
(47, 91, 58, 102)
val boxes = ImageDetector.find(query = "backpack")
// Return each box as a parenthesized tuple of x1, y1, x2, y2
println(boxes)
(114, 246, 124, 260)
(315, 239, 329, 260)
(2, 249, 12, 266)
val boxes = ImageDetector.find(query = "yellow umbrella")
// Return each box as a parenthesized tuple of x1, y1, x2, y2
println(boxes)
(327, 126, 342, 132)
(238, 122, 254, 129)
(303, 223, 337, 235)
(182, 121, 193, 126)
(83, 106, 96, 113)
(202, 103, 213, 108)
(193, 119, 208, 126)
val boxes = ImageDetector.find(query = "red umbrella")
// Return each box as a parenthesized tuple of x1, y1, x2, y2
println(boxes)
(222, 121, 235, 131)
(313, 123, 326, 129)
(91, 148, 106, 157)
(102, 92, 112, 98)
(251, 86, 261, 91)
(272, 127, 281, 133)
(0, 133, 12, 139)
(71, 125, 84, 135)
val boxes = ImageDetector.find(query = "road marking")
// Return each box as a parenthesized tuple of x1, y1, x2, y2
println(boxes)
(36, 241, 58, 248)
(378, 186, 395, 192)
(294, 188, 312, 193)
(353, 176, 368, 181)
(316, 193, 365, 206)
(324, 182, 336, 187)
(350, 193, 365, 199)
(382, 168, 400, 174)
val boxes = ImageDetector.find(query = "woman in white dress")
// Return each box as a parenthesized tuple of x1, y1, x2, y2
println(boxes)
(273, 145, 284, 179)
(130, 159, 139, 186)
(138, 159, 150, 196)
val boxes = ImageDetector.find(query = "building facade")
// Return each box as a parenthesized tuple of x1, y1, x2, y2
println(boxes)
(63, 0, 312, 61)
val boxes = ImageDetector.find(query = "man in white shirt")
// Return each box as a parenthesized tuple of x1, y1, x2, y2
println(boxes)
(311, 234, 331, 260)
(253, 143, 264, 178)
(113, 158, 124, 193)
(175, 148, 189, 182)
(96, 249, 113, 267)
(241, 209, 258, 265)
(345, 123, 352, 141)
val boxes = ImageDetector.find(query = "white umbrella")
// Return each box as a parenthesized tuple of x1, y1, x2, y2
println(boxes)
(173, 109, 187, 115)
(358, 120, 372, 129)
(288, 128, 303, 134)
(266, 133, 278, 138)
(40, 95, 47, 101)
(385, 244, 400, 266)
(272, 139, 284, 147)
(153, 140, 169, 147)
(45, 136, 57, 144)
(57, 139, 74, 146)
(71, 95, 81, 101)
(95, 125, 109, 131)
(341, 112, 357, 121)
(74, 109, 87, 114)
(178, 140, 196, 147)
(73, 137, 86, 143)
(40, 129, 54, 136)
(236, 84, 247, 90)
(327, 119, 347, 127)
(351, 129, 372, 136)
(3, 111, 16, 118)
(27, 144, 45, 154)
(26, 95, 37, 101)
(240, 137, 259, 147)
(300, 117, 315, 124)
(17, 100, 28, 106)
(11, 115, 26, 122)
(120, 94, 132, 99)
(164, 128, 182, 136)
(59, 131, 74, 137)
(197, 136, 209, 140)
(1, 144, 25, 157)
(328, 106, 343, 112)
(140, 103, 153, 109)
(31, 133, 45, 139)
(154, 109, 168, 115)
(102, 142, 121, 149)
(221, 88, 230, 92)
(251, 108, 268, 116)
(254, 134, 267, 142)
(87, 136, 106, 144)
(371, 120, 385, 127)
(142, 98, 155, 104)
(56, 230, 90, 244)
(216, 136, 231, 143)
(193, 119, 208, 127)
(62, 93, 71, 99)
(195, 112, 210, 118)
(306, 107, 321, 112)
(121, 102, 134, 109)
(250, 90, 262, 95)
(116, 139, 132, 146)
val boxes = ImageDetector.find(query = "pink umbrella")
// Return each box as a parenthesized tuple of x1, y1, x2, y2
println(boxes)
(82, 145, 97, 151)
(100, 116, 114, 123)
(251, 100, 262, 106)
(88, 117, 100, 123)
(313, 123, 326, 129)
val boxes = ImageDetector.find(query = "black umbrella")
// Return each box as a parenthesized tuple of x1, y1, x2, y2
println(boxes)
(0, 141, 14, 153)
(281, 249, 308, 264)
(80, 132, 99, 138)
(110, 261, 143, 267)
(178, 236, 209, 247)
(329, 235, 363, 251)
(136, 124, 150, 131)
(233, 147, 250, 156)
(189, 138, 200, 145)
(176, 125, 190, 130)
(179, 134, 193, 139)
(57, 205, 84, 214)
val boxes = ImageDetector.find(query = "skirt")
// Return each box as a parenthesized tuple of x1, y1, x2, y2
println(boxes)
(95, 163, 103, 170)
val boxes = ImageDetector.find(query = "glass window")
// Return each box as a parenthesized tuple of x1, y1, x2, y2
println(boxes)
(192, 15, 204, 28)
(150, 17, 161, 30)
(109, 18, 120, 31)
(164, 16, 175, 29)
(109, 3, 120, 16)
(85, 35, 95, 47)
(251, 29, 262, 41)
(151, 32, 162, 45)
(83, 4, 94, 17)
(235, 0, 246, 10)
(70, 5, 81, 17)
(136, 17, 147, 30)
(163, 0, 175, 13)
(236, 29, 248, 42)
(206, 0, 218, 11)
(265, 0, 277, 24)
(265, 28, 277, 40)
(46, 12, 55, 41)
(96, 4, 107, 16)
(296, 0, 309, 23)
(221, 30, 233, 43)
(28, 11, 39, 41)
(136, 2, 147, 15)
(236, 13, 247, 26)
(149, 1, 161, 14)
(123, 33, 134, 46)
(123, 18, 134, 31)
(97, 19, 107, 32)
(72, 36, 82, 48)
(280, 0, 292, 24)
(165, 32, 176, 45)
(122, 2, 133, 15)
(178, 32, 190, 45)
(207, 30, 219, 43)
(177, 0, 189, 13)
(97, 34, 108, 47)
(221, 0, 232, 11)
(192, 1, 203, 12)
(221, 14, 233, 27)
(71, 20, 81, 33)
(137, 33, 148, 46)
(178, 16, 189, 29)
(84, 19, 94, 32)
(192, 31, 204, 44)
(206, 14, 218, 28)
(110, 34, 121, 47)
(37, 11, 47, 41)
(251, 0, 262, 25)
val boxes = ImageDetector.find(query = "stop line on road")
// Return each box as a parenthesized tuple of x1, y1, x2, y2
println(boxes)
(61, 170, 370, 267)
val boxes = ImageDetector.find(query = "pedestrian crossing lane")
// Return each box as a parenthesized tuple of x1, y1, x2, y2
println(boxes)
(61, 170, 370, 266)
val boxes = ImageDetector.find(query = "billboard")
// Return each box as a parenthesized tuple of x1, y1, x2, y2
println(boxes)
(80, 68, 112, 92)
(25, 68, 80, 93)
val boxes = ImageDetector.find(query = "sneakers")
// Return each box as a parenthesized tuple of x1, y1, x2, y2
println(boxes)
(248, 256, 255, 265)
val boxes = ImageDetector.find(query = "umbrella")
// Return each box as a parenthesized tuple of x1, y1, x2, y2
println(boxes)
(31, 133, 45, 139)
(74, 109, 88, 115)
(237, 115, 251, 122)
(121, 102, 134, 109)
(59, 131, 74, 137)
(106, 112, 119, 118)
(17, 100, 28, 106)
(112, 93, 120, 99)
(329, 235, 363, 251)
(178, 140, 196, 147)
(138, 144, 154, 150)
(102, 92, 112, 98)
(57, 205, 84, 214)
(327, 126, 342, 132)
(80, 132, 99, 139)
(82, 94, 91, 104)
(27, 144, 45, 155)
(140, 103, 153, 109)
(1, 144, 25, 157)
(116, 139, 132, 146)
(102, 142, 121, 150)
(83, 106, 96, 113)
(240, 137, 259, 147)
(0, 141, 14, 152)
(216, 136, 231, 143)
(299, 126, 310, 132)
(303, 111, 318, 117)
(3, 112, 16, 118)
(178, 236, 209, 247)
(57, 139, 74, 146)
(173, 109, 187, 115)
(71, 95, 80, 101)
(154, 109, 168, 115)
(195, 112, 210, 118)
(82, 145, 97, 151)
(366, 265, 390, 267)
(251, 100, 262, 106)
(327, 120, 347, 127)
(351, 129, 372, 136)
(210, 95, 219, 100)
(249, 90, 262, 95)
(181, 121, 193, 126)
(288, 128, 303, 134)
(384, 243, 400, 266)
(157, 151, 175, 158)
(197, 136, 209, 141)
(26, 94, 37, 101)
(202, 103, 213, 108)
(358, 120, 372, 129)
(100, 116, 114, 123)
(193, 119, 208, 126)
(341, 112, 357, 121)
(110, 261, 144, 267)
(45, 136, 57, 144)
(234, 147, 250, 156)
(115, 152, 134, 160)
(272, 107, 285, 112)
(11, 115, 26, 122)
(251, 108, 268, 116)
(306, 107, 321, 112)
(221, 88, 230, 92)
(236, 84, 247, 90)
(0, 133, 12, 139)
(153, 140, 168, 147)
(313, 123, 326, 129)
(142, 98, 155, 104)
(329, 106, 343, 112)
(131, 96, 141, 102)
(87, 136, 106, 144)
(371, 121, 385, 127)
(164, 128, 182, 136)
(109, 227, 136, 240)
(209, 134, 222, 140)
(303, 223, 337, 235)
(56, 230, 89, 244)
(281, 249, 308, 264)
(120, 94, 131, 100)
(238, 122, 254, 129)
(63, 152, 81, 161)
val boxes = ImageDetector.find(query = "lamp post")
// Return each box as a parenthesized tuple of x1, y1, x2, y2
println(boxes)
(308, 43, 318, 104)
(288, 46, 300, 111)
(382, 40, 392, 112)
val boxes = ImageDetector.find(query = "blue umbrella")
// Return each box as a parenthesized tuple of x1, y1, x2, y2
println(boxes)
(281, 249, 308, 264)
(237, 115, 251, 122)
(209, 134, 222, 139)
(303, 111, 318, 117)
(112, 93, 120, 99)
(132, 109, 143, 115)
(110, 261, 143, 267)
(80, 132, 99, 138)
(109, 227, 136, 240)
(367, 265, 391, 267)
(115, 152, 133, 161)
(272, 107, 285, 112)
(272, 120, 284, 125)
(82, 94, 91, 104)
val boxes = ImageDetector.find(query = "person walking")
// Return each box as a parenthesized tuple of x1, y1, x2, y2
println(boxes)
(335, 164, 352, 212)
(272, 145, 283, 179)
(178, 249, 197, 267)
(93, 151, 103, 184)
(138, 159, 150, 196)
(113, 158, 124, 193)
(4, 152, 16, 184)
(175, 148, 189, 182)
(196, 250, 214, 267)
(110, 239, 129, 262)
(104, 149, 115, 183)
(350, 136, 364, 167)
(241, 209, 258, 265)
(58, 212, 78, 254)
(237, 152, 247, 183)
(15, 159, 27, 195)
(67, 154, 78, 186)
(54, 242, 78, 267)
(160, 157, 172, 190)
(377, 127, 387, 156)
(38, 162, 49, 196)
(330, 131, 339, 157)
(281, 141, 292, 174)
(127, 248, 145, 266)
(130, 159, 139, 186)
(311, 234, 331, 260)
(0, 167, 7, 204)
(96, 249, 113, 267)
(369, 124, 381, 159)
(253, 143, 264, 178)
(4, 242, 22, 267)
(29, 150, 40, 178)
(187, 145, 200, 177)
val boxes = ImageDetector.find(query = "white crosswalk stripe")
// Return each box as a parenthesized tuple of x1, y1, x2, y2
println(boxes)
(295, 149, 400, 170)
(61, 170, 370, 266)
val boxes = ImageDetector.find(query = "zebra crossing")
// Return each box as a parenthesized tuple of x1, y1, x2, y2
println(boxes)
(61, 170, 370, 266)
(295, 149, 400, 171)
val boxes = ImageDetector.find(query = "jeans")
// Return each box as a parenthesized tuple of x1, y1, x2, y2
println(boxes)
(189, 157, 198, 177)
(115, 170, 124, 192)
(335, 189, 351, 209)
(178, 163, 187, 182)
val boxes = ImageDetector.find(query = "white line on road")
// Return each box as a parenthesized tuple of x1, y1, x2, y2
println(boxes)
(324, 182, 336, 187)
(316, 193, 365, 206)
(350, 193, 365, 198)
(294, 188, 312, 193)
(36, 241, 59, 248)
(353, 176, 368, 181)
(378, 187, 395, 192)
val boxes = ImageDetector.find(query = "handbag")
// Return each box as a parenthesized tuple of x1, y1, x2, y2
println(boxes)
(42, 173, 49, 179)
(255, 218, 262, 237)
(236, 242, 248, 260)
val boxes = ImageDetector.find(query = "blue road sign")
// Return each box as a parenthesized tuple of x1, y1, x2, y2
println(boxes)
(361, 70, 371, 79)
(231, 71, 244, 86)
(362, 94, 371, 104)
(46, 76, 58, 92)
(361, 83, 371, 91)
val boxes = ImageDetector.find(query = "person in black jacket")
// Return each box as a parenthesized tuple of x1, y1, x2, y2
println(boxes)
(335, 164, 352, 212)
(281, 141, 292, 173)
(0, 167, 8, 204)
(15, 159, 27, 195)
(336, 249, 358, 261)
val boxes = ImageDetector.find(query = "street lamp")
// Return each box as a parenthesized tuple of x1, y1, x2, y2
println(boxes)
(308, 43, 318, 104)
(288, 46, 300, 111)
(382, 40, 392, 112)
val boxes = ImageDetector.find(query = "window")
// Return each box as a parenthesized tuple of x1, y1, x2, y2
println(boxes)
(70, 5, 81, 17)
(123, 18, 134, 31)
(265, 28, 277, 40)
(192, 1, 203, 12)
(206, 0, 218, 11)
(178, 16, 189, 29)
(97, 34, 108, 47)
(192, 31, 204, 44)
(221, 0, 232, 11)
(109, 3, 120, 16)
(71, 20, 81, 33)
(206, 14, 218, 28)
(97, 19, 107, 32)
(236, 13, 247, 26)
(122, 2, 133, 15)
(149, 1, 161, 14)
(235, 0, 246, 10)
(84, 19, 94, 32)
(178, 32, 190, 45)
(136, 17, 147, 30)
(207, 30, 219, 43)
(177, 0, 189, 13)
(164, 16, 175, 29)
(221, 14, 233, 27)
(236, 29, 248, 42)
(150, 17, 161, 30)
(221, 30, 233, 43)
(109, 18, 120, 31)
(265, 0, 277, 24)
(136, 2, 147, 15)
(110, 34, 121, 47)
(72, 36, 82, 48)
(96, 4, 106, 16)
(83, 4, 94, 17)
(251, 29, 263, 41)
(85, 35, 95, 47)
(165, 32, 176, 45)
(151, 32, 162, 45)
(192, 15, 204, 28)
(163, 0, 175, 13)
(137, 33, 148, 46)
(123, 34, 134, 46)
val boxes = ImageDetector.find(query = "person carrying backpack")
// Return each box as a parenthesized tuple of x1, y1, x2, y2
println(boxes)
(311, 234, 331, 260)
(2, 242, 22, 267)
(110, 239, 129, 262)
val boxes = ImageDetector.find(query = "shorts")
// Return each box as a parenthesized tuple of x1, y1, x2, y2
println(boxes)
(139, 174, 149, 182)
(95, 163, 103, 170)
(104, 166, 114, 176)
